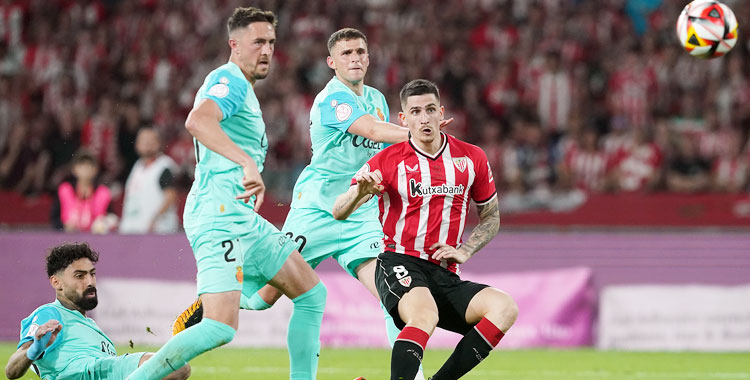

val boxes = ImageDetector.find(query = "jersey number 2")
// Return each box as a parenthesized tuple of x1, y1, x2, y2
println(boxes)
(222, 240, 235, 262)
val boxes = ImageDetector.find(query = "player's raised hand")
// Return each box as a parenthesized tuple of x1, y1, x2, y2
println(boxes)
(355, 169, 384, 195)
(439, 117, 454, 129)
(237, 162, 266, 212)
(35, 320, 62, 346)
(430, 242, 471, 264)
(26, 320, 62, 360)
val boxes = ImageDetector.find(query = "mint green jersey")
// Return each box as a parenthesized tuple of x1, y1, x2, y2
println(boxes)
(290, 76, 389, 221)
(184, 61, 268, 227)
(18, 300, 117, 380)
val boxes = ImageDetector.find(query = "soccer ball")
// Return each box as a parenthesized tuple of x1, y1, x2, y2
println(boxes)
(676, 0, 738, 59)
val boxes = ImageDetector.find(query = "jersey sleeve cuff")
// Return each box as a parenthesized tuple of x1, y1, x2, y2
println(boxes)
(474, 192, 497, 206)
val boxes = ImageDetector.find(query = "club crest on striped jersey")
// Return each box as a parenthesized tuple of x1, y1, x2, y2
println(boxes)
(452, 157, 468, 173)
(399, 275, 412, 287)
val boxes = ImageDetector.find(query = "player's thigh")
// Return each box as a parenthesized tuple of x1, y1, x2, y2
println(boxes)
(375, 253, 436, 331)
(354, 258, 379, 299)
(185, 222, 247, 296)
(237, 213, 300, 297)
(432, 272, 491, 335)
(398, 286, 440, 335)
(282, 208, 342, 269)
(268, 249, 320, 299)
(464, 287, 518, 332)
(334, 219, 383, 278)
(85, 352, 146, 380)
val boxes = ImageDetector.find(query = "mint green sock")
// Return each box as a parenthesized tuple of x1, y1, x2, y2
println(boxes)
(240, 292, 272, 310)
(382, 303, 425, 379)
(287, 282, 327, 380)
(126, 318, 235, 380)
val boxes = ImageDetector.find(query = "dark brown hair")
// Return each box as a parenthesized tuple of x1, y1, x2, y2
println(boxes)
(327, 28, 367, 53)
(227, 7, 277, 35)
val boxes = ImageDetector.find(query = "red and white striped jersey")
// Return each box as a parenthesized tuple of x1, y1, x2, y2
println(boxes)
(353, 133, 497, 273)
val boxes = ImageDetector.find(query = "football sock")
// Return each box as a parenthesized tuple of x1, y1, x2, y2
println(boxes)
(430, 317, 504, 380)
(126, 317, 235, 380)
(240, 292, 272, 310)
(382, 304, 426, 380)
(391, 326, 429, 380)
(288, 281, 327, 380)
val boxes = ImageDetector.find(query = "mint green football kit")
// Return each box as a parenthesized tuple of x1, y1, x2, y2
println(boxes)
(183, 62, 297, 297)
(283, 76, 389, 276)
(18, 300, 142, 380)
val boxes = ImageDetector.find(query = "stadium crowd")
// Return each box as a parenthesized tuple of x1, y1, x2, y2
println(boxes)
(0, 0, 749, 219)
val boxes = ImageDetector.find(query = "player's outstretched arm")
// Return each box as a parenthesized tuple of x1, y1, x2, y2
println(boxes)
(431, 198, 500, 264)
(5, 320, 62, 379)
(332, 169, 384, 220)
(5, 341, 34, 379)
(348, 115, 454, 144)
(185, 99, 265, 209)
(348, 114, 409, 144)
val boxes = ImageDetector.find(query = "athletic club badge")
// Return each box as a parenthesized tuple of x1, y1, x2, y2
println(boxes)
(399, 275, 412, 287)
(452, 157, 468, 173)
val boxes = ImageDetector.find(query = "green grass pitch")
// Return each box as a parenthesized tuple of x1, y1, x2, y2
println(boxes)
(1, 343, 748, 380)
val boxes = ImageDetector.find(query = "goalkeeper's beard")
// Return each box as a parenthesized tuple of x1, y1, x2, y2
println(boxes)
(73, 287, 99, 311)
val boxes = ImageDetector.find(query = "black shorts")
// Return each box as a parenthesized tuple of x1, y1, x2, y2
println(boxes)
(375, 252, 489, 335)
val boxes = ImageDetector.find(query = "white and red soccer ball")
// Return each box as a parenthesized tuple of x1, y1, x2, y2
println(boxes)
(676, 0, 738, 59)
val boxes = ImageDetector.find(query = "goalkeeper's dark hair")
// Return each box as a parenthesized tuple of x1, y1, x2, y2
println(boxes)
(327, 28, 368, 53)
(46, 242, 99, 277)
(227, 7, 277, 36)
(399, 79, 441, 107)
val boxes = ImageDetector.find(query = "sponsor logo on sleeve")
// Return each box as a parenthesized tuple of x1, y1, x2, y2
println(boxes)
(335, 103, 353, 122)
(207, 79, 230, 98)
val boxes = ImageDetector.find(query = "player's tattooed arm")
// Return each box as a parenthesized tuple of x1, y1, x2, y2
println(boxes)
(333, 170, 384, 220)
(461, 198, 500, 256)
(431, 197, 499, 264)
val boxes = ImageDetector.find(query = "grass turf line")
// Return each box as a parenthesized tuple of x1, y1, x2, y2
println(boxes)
(0, 344, 748, 380)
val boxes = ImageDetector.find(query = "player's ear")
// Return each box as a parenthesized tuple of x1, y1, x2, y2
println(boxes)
(326, 56, 335, 70)
(49, 275, 61, 291)
(398, 112, 407, 127)
(228, 38, 238, 54)
(440, 105, 445, 120)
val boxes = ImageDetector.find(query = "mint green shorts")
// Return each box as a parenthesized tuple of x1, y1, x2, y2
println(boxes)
(282, 208, 383, 278)
(84, 352, 146, 379)
(185, 214, 297, 296)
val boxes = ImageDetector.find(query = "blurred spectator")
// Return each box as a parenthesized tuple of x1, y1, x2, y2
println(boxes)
(537, 50, 571, 139)
(2, 0, 750, 218)
(711, 129, 749, 193)
(667, 134, 712, 193)
(47, 108, 81, 190)
(81, 95, 121, 185)
(609, 127, 663, 192)
(558, 127, 609, 193)
(119, 128, 179, 234)
(51, 149, 113, 233)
